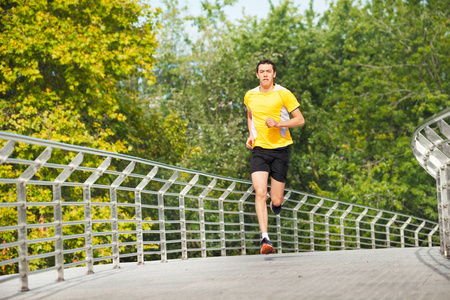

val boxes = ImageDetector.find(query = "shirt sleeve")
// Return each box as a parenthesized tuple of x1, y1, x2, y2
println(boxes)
(244, 91, 250, 110)
(282, 90, 300, 113)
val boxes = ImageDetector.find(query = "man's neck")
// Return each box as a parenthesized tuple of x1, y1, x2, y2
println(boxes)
(260, 84, 275, 93)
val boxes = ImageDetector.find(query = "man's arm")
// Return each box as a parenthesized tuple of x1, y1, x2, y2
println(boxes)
(265, 108, 305, 128)
(246, 110, 255, 149)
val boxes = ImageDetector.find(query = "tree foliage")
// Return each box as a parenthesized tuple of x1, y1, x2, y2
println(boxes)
(0, 0, 187, 275)
(0, 0, 187, 162)
(150, 0, 449, 221)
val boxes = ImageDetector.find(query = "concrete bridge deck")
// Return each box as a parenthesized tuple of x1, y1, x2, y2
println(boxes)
(1, 247, 450, 300)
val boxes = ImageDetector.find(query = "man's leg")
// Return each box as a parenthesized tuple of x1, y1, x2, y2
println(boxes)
(269, 147, 289, 214)
(269, 177, 286, 207)
(252, 171, 275, 254)
(251, 171, 269, 234)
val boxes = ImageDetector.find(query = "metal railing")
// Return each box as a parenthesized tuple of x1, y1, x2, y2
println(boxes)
(0, 131, 440, 291)
(412, 108, 450, 259)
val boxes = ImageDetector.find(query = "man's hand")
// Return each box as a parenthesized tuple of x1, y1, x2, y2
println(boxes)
(246, 136, 255, 149)
(265, 118, 278, 128)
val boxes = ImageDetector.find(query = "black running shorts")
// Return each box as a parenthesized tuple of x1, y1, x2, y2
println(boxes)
(250, 146, 291, 183)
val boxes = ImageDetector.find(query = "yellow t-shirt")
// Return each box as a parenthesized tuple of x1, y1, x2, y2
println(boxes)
(244, 84, 300, 149)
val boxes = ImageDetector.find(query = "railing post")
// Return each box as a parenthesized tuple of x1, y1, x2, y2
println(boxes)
(371, 211, 383, 249)
(386, 215, 397, 248)
(158, 171, 179, 263)
(110, 189, 119, 268)
(436, 169, 447, 254)
(179, 174, 199, 260)
(82, 186, 94, 274)
(53, 184, 64, 281)
(293, 195, 307, 252)
(340, 205, 353, 250)
(198, 178, 217, 258)
(238, 186, 254, 255)
(275, 191, 291, 253)
(17, 183, 29, 292)
(134, 190, 143, 264)
(325, 203, 338, 251)
(310, 199, 324, 251)
(53, 152, 84, 282)
(356, 208, 368, 249)
(16, 146, 52, 291)
(135, 166, 158, 265)
(219, 182, 236, 256)
(429, 225, 439, 247)
(110, 162, 135, 269)
(400, 217, 412, 248)
(439, 166, 450, 258)
(84, 156, 111, 274)
(414, 221, 426, 247)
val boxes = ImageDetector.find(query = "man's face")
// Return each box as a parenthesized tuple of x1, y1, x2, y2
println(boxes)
(256, 63, 276, 88)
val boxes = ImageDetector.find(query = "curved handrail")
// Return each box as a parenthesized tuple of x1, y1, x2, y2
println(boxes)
(411, 107, 450, 178)
(0, 131, 440, 291)
(410, 108, 450, 259)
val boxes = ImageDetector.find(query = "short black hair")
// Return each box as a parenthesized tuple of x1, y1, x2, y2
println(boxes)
(256, 59, 276, 73)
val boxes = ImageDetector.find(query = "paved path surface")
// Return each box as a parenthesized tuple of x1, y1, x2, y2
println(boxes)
(1, 247, 450, 300)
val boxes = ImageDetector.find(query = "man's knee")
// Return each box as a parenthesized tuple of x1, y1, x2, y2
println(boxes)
(271, 194, 283, 206)
(254, 187, 268, 200)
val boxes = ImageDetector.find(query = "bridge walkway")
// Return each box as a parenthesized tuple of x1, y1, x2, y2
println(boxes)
(2, 247, 450, 300)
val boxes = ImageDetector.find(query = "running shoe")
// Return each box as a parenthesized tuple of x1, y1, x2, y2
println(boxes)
(260, 237, 276, 255)
(270, 201, 282, 215)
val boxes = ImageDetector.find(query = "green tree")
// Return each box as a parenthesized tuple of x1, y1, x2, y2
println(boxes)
(0, 0, 187, 275)
(304, 0, 449, 220)
(150, 0, 449, 222)
(0, 0, 188, 162)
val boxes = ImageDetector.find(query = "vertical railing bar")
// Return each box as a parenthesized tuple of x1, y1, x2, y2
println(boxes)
(17, 183, 29, 292)
(400, 217, 412, 248)
(198, 178, 217, 258)
(310, 199, 324, 251)
(276, 191, 291, 254)
(219, 181, 236, 256)
(53, 184, 64, 282)
(158, 171, 180, 263)
(111, 162, 135, 269)
(15, 146, 53, 292)
(429, 225, 439, 247)
(371, 211, 383, 249)
(83, 186, 94, 275)
(386, 215, 397, 248)
(179, 174, 199, 260)
(414, 221, 426, 247)
(443, 166, 450, 258)
(110, 188, 120, 268)
(356, 208, 368, 249)
(135, 166, 158, 265)
(135, 190, 144, 264)
(340, 205, 353, 250)
(437, 169, 445, 254)
(293, 195, 308, 252)
(325, 203, 339, 251)
(238, 185, 254, 255)
(53, 151, 84, 279)
(83, 156, 111, 274)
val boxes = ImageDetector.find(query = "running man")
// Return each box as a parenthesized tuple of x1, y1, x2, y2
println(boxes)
(244, 59, 305, 255)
